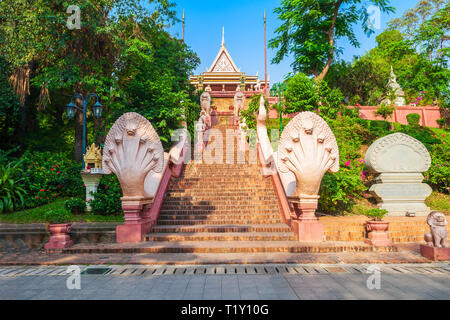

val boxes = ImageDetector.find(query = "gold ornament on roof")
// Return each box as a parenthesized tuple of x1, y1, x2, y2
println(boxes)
(83, 143, 103, 169)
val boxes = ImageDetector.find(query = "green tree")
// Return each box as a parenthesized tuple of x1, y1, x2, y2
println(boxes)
(389, 0, 448, 59)
(0, 0, 199, 158)
(269, 0, 394, 80)
(0, 56, 21, 150)
(284, 73, 343, 119)
(326, 29, 449, 105)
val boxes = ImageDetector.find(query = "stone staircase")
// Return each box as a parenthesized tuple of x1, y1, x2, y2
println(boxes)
(143, 119, 298, 253)
(63, 116, 397, 261)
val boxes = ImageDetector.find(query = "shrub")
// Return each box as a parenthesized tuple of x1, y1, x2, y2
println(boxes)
(406, 113, 420, 126)
(65, 198, 86, 215)
(319, 155, 368, 214)
(89, 175, 122, 216)
(436, 117, 447, 129)
(425, 143, 450, 193)
(374, 103, 396, 121)
(284, 73, 344, 120)
(44, 209, 73, 224)
(17, 151, 84, 208)
(350, 95, 361, 106)
(0, 159, 27, 213)
(284, 73, 319, 114)
(240, 94, 269, 130)
(364, 208, 388, 221)
(397, 125, 441, 151)
(341, 106, 360, 118)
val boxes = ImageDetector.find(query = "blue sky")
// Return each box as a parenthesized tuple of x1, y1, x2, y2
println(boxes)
(166, 0, 420, 84)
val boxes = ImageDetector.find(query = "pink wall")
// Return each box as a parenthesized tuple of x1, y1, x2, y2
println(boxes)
(267, 105, 443, 128)
(354, 105, 442, 128)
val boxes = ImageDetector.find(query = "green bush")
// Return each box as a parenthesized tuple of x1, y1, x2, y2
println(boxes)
(364, 208, 388, 221)
(65, 198, 86, 215)
(44, 209, 72, 224)
(89, 175, 122, 216)
(436, 117, 447, 128)
(406, 113, 420, 126)
(425, 143, 450, 193)
(374, 103, 396, 121)
(284, 73, 344, 120)
(240, 94, 269, 130)
(319, 158, 367, 214)
(0, 159, 27, 213)
(17, 151, 84, 208)
(284, 73, 319, 114)
(397, 125, 441, 151)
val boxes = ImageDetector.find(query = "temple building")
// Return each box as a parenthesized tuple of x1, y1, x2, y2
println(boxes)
(189, 30, 269, 113)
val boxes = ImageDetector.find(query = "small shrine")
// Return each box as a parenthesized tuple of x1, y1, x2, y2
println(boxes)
(83, 143, 102, 170)
(382, 66, 406, 106)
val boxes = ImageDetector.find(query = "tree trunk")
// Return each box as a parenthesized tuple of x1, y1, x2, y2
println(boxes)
(314, 0, 343, 81)
(9, 64, 31, 148)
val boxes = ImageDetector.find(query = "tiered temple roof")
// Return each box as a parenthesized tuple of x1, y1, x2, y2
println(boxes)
(189, 30, 269, 97)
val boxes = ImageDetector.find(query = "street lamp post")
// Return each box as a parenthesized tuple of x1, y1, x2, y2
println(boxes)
(65, 93, 103, 169)
(270, 83, 287, 133)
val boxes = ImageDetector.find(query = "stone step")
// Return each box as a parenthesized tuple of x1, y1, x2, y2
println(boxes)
(163, 197, 278, 202)
(65, 241, 397, 254)
(157, 214, 282, 220)
(150, 224, 292, 233)
(161, 203, 279, 208)
(155, 219, 283, 225)
(159, 210, 280, 215)
(145, 232, 296, 242)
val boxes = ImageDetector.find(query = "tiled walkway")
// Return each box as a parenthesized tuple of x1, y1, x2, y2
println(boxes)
(0, 264, 449, 300)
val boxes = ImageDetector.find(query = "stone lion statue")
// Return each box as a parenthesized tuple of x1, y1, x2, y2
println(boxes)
(424, 211, 448, 248)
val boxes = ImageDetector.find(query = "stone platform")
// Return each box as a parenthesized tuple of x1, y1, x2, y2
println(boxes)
(321, 216, 450, 243)
(420, 245, 450, 261)
(0, 243, 438, 266)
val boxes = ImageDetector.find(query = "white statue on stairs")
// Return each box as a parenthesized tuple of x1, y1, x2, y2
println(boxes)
(254, 79, 262, 92)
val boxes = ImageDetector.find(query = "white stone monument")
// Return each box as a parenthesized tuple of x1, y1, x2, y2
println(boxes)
(381, 66, 406, 106)
(365, 132, 432, 216)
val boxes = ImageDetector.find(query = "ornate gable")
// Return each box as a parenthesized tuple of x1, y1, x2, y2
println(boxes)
(211, 51, 238, 72)
(208, 29, 239, 73)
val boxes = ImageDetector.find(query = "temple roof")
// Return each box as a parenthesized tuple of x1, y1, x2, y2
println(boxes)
(208, 28, 239, 73)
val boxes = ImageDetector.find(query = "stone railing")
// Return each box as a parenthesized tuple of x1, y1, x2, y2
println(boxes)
(256, 97, 340, 242)
(102, 112, 189, 243)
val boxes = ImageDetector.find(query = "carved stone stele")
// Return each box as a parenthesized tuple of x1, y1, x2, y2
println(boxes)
(102, 112, 164, 199)
(365, 132, 431, 173)
(234, 91, 245, 118)
(277, 112, 339, 198)
(200, 91, 211, 115)
(365, 133, 432, 216)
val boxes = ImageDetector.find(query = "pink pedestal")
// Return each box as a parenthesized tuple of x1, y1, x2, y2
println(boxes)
(116, 198, 153, 243)
(364, 233, 393, 247)
(44, 223, 74, 250)
(365, 221, 393, 247)
(289, 196, 323, 242)
(420, 245, 450, 261)
(291, 220, 323, 242)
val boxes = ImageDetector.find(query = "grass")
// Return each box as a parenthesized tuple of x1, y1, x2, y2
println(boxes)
(348, 192, 450, 216)
(0, 198, 124, 224)
(425, 191, 450, 215)
(348, 199, 378, 216)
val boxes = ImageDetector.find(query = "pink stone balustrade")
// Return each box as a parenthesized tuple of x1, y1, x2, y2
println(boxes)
(266, 105, 444, 128)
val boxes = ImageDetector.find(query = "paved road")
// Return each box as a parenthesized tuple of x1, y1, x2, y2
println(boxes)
(0, 264, 449, 300)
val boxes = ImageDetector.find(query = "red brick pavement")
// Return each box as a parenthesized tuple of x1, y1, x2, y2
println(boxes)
(0, 243, 435, 266)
